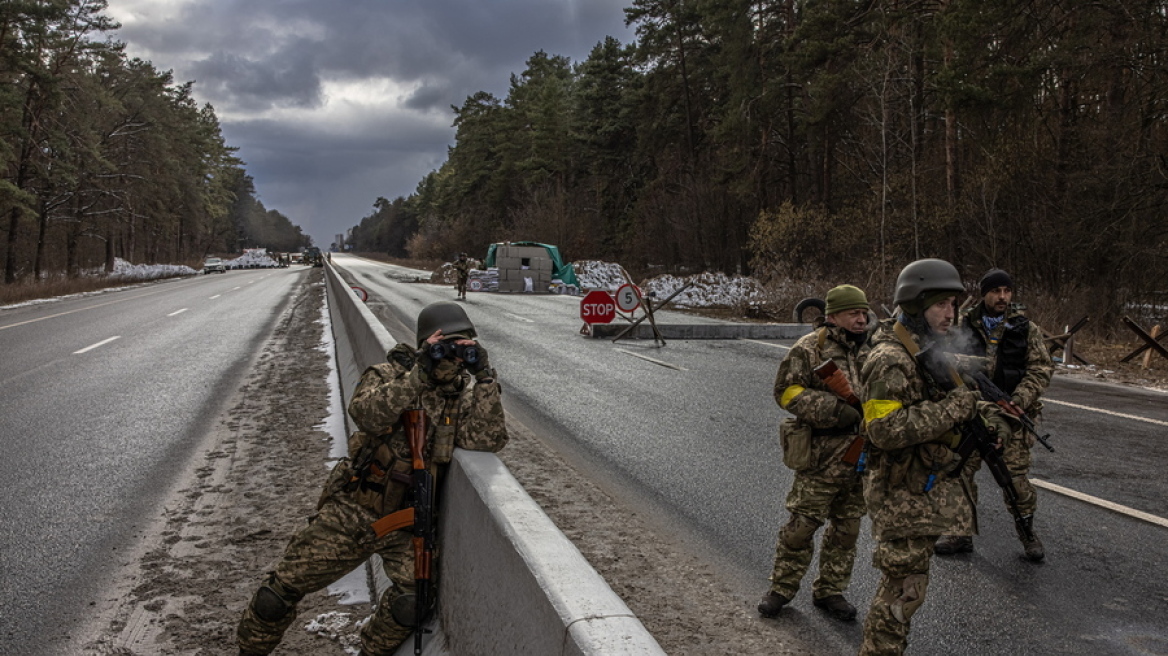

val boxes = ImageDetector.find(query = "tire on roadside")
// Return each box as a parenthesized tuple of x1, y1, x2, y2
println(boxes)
(793, 297, 826, 324)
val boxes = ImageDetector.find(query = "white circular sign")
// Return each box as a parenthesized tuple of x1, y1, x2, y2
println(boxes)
(468, 279, 483, 292)
(615, 284, 641, 313)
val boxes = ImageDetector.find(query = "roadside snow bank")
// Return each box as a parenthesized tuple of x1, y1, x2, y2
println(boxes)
(643, 271, 767, 308)
(109, 257, 197, 280)
(574, 261, 627, 291)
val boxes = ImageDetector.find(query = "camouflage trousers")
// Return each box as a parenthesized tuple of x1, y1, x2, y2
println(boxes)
(237, 491, 419, 656)
(768, 473, 866, 600)
(955, 427, 1037, 535)
(859, 536, 936, 656)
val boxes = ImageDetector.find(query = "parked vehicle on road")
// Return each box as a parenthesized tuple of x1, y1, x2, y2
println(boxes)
(203, 257, 227, 274)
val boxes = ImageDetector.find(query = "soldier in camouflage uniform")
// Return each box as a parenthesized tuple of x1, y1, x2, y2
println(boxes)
(758, 285, 872, 622)
(453, 253, 471, 300)
(858, 259, 1011, 656)
(934, 268, 1052, 561)
(237, 301, 507, 656)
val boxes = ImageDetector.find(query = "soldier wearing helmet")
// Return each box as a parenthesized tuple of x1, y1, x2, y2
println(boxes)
(856, 259, 1009, 655)
(453, 252, 472, 300)
(237, 301, 507, 656)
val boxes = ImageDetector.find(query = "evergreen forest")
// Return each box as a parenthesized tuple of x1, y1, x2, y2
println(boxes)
(347, 0, 1168, 319)
(0, 0, 310, 286)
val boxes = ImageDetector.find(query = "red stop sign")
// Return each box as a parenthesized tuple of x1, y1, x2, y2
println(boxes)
(580, 290, 616, 324)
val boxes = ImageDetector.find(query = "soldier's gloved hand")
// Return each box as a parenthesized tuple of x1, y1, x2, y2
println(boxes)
(941, 388, 979, 424)
(464, 341, 492, 380)
(835, 403, 862, 429)
(387, 343, 416, 370)
(979, 404, 1012, 449)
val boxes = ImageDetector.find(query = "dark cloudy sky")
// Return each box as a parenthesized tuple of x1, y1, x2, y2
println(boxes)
(105, 0, 636, 248)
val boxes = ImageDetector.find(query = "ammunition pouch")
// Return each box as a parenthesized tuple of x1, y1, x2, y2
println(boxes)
(432, 422, 455, 464)
(905, 442, 960, 494)
(779, 417, 813, 471)
(344, 437, 414, 515)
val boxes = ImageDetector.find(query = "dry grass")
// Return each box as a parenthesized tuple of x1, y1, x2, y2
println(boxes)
(0, 273, 184, 307)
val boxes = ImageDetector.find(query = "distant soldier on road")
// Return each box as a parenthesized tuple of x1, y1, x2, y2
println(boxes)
(453, 252, 472, 300)
(858, 259, 1010, 655)
(758, 284, 872, 622)
(934, 268, 1052, 561)
(237, 301, 507, 656)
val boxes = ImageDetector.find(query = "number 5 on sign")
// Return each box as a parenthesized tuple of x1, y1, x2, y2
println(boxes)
(615, 284, 641, 313)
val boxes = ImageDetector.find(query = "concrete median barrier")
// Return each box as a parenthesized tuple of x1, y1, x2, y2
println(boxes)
(323, 262, 665, 655)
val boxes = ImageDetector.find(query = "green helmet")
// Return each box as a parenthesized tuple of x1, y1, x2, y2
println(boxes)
(893, 258, 964, 313)
(416, 301, 477, 346)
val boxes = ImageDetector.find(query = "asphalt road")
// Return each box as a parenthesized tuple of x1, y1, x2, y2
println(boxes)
(0, 268, 306, 656)
(334, 254, 1168, 656)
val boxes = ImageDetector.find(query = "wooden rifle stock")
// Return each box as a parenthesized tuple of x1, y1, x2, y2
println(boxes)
(812, 360, 865, 467)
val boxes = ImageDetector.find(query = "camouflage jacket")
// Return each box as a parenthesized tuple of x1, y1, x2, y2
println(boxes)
(348, 345, 508, 463)
(774, 324, 869, 481)
(959, 303, 1052, 413)
(453, 259, 472, 280)
(859, 320, 976, 541)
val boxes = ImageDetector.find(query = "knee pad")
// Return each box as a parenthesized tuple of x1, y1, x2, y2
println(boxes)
(885, 573, 929, 624)
(825, 517, 861, 550)
(779, 514, 822, 551)
(251, 576, 303, 623)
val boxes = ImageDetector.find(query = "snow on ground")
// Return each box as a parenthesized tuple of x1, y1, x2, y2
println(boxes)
(573, 260, 627, 291)
(110, 257, 197, 279)
(224, 249, 281, 269)
(642, 271, 768, 308)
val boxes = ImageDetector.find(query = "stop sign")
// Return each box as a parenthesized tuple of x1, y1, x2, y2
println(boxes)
(580, 290, 616, 324)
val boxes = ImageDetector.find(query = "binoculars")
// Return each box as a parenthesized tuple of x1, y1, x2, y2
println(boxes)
(427, 339, 479, 365)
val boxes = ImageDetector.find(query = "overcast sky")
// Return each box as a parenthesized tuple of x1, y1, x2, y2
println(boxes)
(104, 0, 636, 248)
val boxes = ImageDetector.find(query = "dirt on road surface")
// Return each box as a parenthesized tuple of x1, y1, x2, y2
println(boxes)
(76, 271, 812, 655)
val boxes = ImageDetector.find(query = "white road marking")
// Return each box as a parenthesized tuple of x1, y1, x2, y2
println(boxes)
(1031, 478, 1168, 529)
(167, 308, 188, 317)
(1042, 398, 1168, 427)
(209, 294, 221, 299)
(741, 338, 792, 351)
(615, 349, 687, 371)
(74, 336, 121, 354)
(232, 286, 241, 291)
(504, 312, 534, 323)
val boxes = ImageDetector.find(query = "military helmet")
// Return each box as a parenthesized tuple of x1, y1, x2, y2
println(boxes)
(416, 301, 476, 346)
(893, 258, 964, 311)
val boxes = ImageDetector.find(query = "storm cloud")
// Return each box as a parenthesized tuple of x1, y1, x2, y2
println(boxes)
(106, 0, 634, 246)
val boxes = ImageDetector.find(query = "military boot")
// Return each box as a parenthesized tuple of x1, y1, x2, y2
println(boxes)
(757, 590, 791, 618)
(1016, 516, 1045, 562)
(813, 594, 857, 622)
(934, 534, 973, 555)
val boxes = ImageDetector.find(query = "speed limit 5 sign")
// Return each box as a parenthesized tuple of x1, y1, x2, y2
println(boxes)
(615, 283, 641, 313)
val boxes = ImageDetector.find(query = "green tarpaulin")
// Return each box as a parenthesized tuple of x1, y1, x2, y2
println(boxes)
(483, 241, 579, 287)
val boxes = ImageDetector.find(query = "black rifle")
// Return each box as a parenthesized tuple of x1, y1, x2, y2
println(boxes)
(968, 371, 1054, 452)
(915, 343, 1037, 542)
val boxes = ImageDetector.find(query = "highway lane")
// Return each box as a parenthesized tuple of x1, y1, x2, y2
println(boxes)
(332, 254, 1168, 655)
(0, 268, 307, 656)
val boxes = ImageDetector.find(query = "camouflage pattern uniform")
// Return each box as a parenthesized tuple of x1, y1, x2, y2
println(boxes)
(955, 303, 1052, 529)
(453, 257, 471, 299)
(857, 319, 983, 655)
(766, 324, 869, 605)
(237, 343, 507, 656)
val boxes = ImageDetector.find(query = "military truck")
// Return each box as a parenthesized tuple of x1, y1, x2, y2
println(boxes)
(304, 247, 324, 267)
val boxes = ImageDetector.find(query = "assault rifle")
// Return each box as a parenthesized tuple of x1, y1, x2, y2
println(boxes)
(812, 360, 867, 471)
(968, 371, 1055, 452)
(910, 338, 1037, 543)
(367, 408, 434, 655)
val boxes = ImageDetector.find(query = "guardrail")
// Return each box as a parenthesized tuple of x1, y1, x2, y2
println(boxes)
(323, 262, 666, 655)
